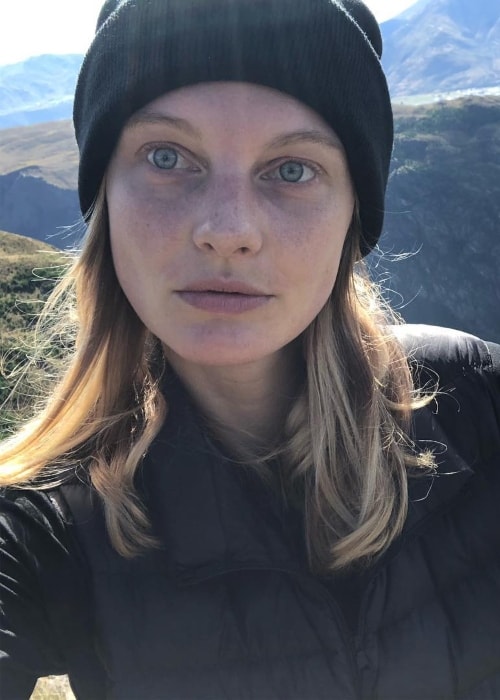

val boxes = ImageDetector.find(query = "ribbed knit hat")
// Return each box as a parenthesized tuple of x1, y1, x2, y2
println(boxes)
(74, 0, 393, 256)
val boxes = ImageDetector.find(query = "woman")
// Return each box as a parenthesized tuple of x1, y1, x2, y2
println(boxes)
(1, 0, 499, 698)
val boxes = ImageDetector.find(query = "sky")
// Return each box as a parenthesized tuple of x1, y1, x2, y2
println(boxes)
(0, 0, 419, 67)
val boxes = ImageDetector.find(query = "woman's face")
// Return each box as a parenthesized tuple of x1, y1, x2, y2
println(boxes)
(106, 82, 355, 368)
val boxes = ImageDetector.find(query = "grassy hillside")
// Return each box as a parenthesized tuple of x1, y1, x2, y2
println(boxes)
(0, 230, 64, 331)
(0, 119, 77, 189)
(0, 230, 68, 437)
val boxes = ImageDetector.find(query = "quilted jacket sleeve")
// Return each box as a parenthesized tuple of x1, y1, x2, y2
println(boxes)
(394, 324, 500, 467)
(0, 489, 73, 699)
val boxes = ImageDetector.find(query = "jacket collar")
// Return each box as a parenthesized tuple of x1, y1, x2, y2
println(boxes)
(137, 374, 475, 583)
(137, 374, 305, 586)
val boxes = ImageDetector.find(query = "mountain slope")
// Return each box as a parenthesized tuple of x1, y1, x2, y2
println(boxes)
(0, 229, 57, 256)
(371, 96, 500, 340)
(382, 0, 500, 96)
(0, 168, 81, 247)
(0, 119, 81, 246)
(0, 119, 78, 189)
(0, 54, 82, 128)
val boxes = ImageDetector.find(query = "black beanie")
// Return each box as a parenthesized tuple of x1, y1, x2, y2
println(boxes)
(74, 0, 393, 256)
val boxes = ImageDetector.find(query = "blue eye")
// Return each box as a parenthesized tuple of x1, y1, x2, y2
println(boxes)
(279, 161, 305, 182)
(261, 160, 317, 183)
(148, 147, 178, 169)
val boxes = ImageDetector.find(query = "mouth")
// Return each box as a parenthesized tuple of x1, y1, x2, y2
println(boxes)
(175, 280, 272, 314)
(179, 280, 269, 296)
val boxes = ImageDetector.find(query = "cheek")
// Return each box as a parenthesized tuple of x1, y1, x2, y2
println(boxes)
(299, 244, 343, 309)
(274, 203, 349, 280)
(106, 180, 193, 262)
(276, 211, 349, 327)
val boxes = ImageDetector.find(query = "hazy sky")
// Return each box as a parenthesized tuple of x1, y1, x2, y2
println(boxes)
(0, 0, 419, 66)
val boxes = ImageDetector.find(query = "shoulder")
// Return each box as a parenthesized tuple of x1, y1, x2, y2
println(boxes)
(0, 486, 70, 544)
(0, 481, 95, 600)
(0, 486, 79, 594)
(0, 479, 102, 594)
(392, 324, 500, 469)
(0, 478, 102, 564)
(0, 485, 105, 695)
(0, 488, 75, 688)
(391, 323, 500, 386)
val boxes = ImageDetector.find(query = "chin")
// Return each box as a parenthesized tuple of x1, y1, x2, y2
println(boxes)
(168, 344, 277, 368)
(162, 330, 292, 369)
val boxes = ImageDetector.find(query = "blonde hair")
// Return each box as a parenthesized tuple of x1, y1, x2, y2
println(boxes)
(282, 228, 434, 571)
(0, 186, 434, 572)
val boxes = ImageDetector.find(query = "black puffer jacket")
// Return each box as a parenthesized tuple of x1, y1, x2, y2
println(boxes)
(1, 325, 500, 700)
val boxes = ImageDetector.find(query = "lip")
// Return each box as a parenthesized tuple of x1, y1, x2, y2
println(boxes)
(175, 279, 272, 314)
(178, 279, 269, 295)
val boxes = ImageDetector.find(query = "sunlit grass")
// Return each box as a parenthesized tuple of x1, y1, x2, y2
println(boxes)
(0, 230, 68, 438)
(30, 675, 75, 700)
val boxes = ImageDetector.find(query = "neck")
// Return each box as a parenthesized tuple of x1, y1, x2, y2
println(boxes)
(165, 343, 303, 456)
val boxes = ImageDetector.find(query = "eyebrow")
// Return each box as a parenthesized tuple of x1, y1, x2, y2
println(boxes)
(264, 130, 344, 153)
(125, 111, 343, 153)
(125, 110, 202, 139)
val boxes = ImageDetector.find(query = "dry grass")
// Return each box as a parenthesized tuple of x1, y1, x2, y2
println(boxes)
(30, 675, 75, 700)
(0, 230, 70, 438)
(0, 119, 78, 189)
(0, 229, 58, 256)
(0, 230, 68, 334)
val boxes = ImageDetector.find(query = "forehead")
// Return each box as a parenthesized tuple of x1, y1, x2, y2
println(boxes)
(124, 81, 343, 146)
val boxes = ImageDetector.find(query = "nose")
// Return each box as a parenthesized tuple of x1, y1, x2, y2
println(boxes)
(192, 176, 264, 257)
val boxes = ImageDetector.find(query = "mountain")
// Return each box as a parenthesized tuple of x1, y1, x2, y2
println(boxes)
(0, 168, 81, 247)
(0, 54, 82, 129)
(382, 0, 500, 96)
(0, 120, 81, 247)
(0, 119, 77, 188)
(369, 95, 500, 341)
